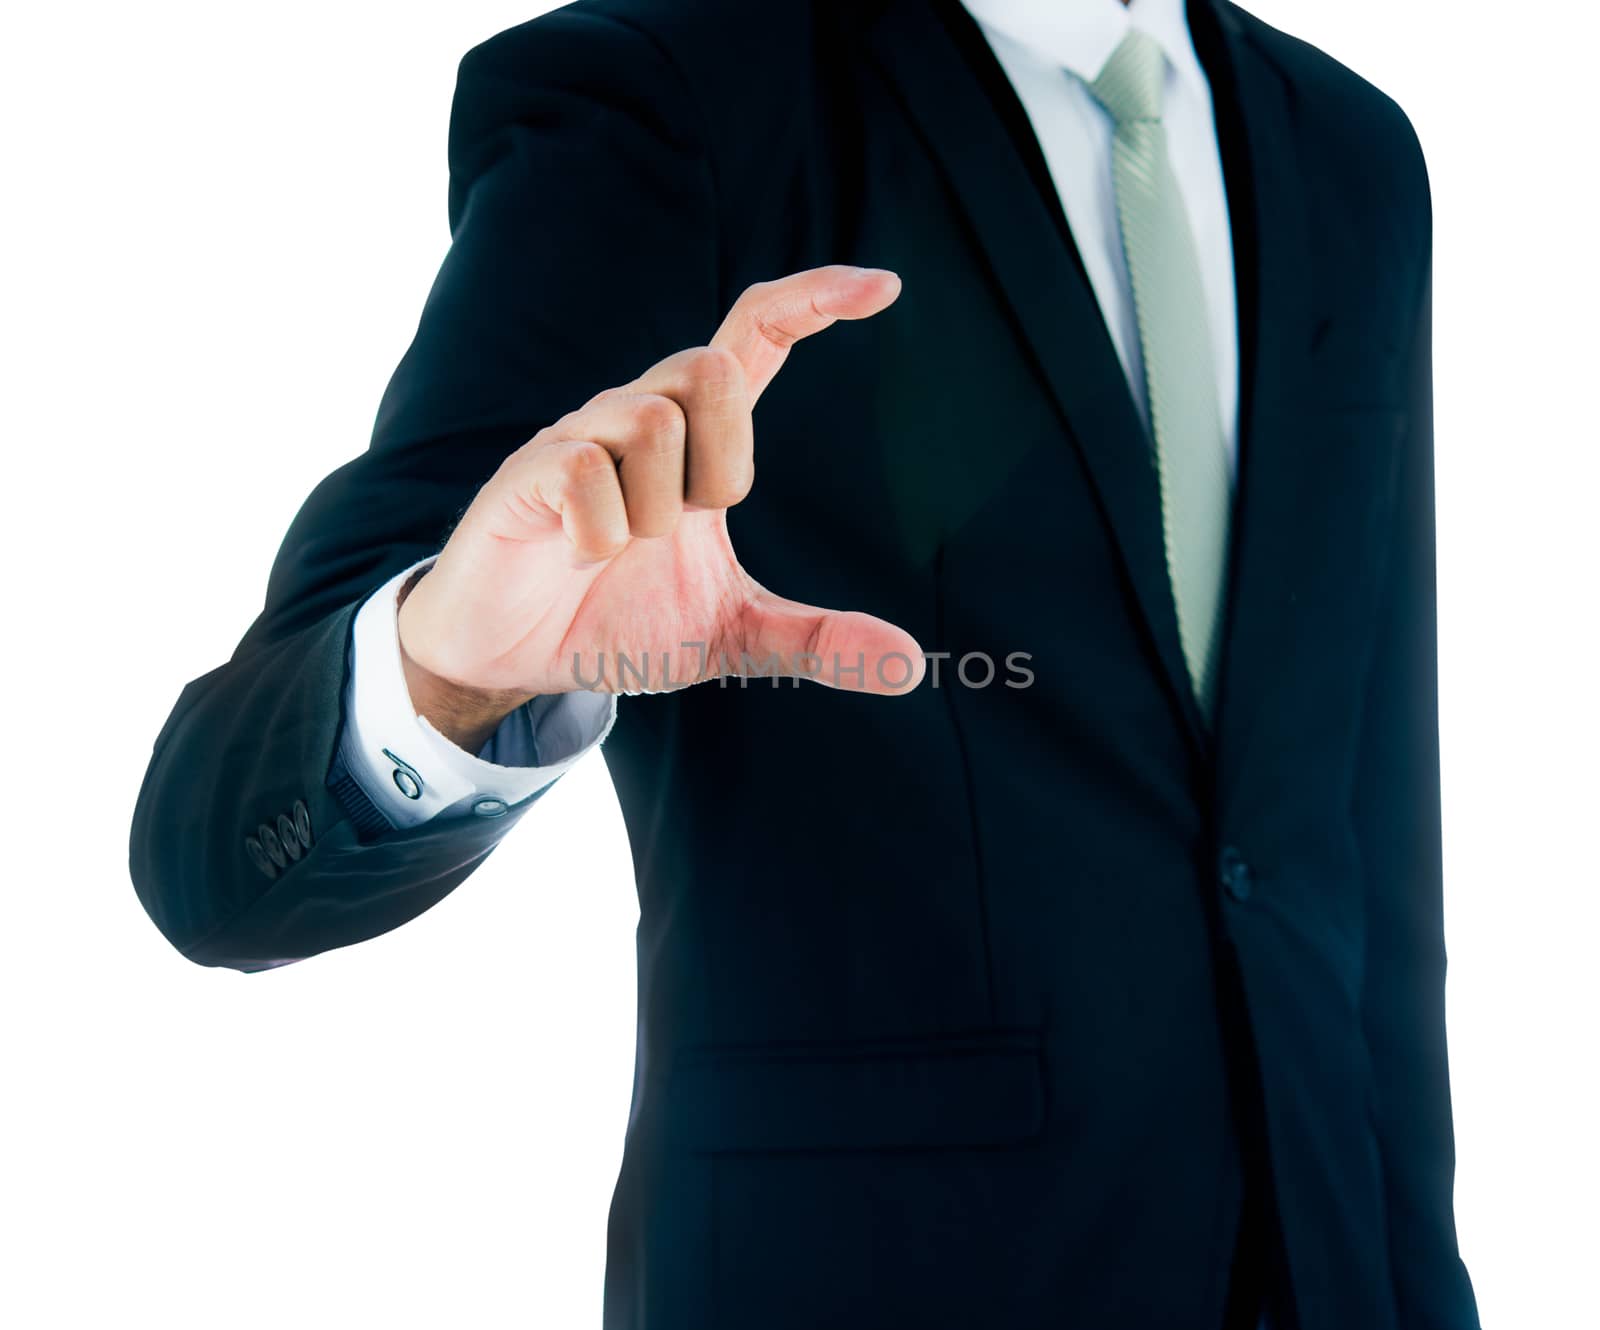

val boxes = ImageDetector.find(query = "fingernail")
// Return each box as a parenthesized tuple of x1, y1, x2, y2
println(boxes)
(851, 265, 898, 279)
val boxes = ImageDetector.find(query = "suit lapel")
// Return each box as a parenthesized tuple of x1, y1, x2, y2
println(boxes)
(865, 0, 1211, 761)
(1193, 3, 1321, 789)
(864, 0, 1324, 777)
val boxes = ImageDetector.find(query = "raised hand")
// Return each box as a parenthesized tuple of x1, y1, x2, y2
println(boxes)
(395, 265, 925, 746)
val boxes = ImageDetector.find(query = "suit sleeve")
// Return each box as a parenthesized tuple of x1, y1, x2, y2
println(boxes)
(128, 4, 718, 973)
(1352, 243, 1481, 1326)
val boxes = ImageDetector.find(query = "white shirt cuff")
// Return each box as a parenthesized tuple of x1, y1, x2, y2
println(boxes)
(339, 554, 618, 829)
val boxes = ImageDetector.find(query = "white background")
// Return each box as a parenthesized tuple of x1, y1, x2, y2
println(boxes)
(3, 2, 1595, 1325)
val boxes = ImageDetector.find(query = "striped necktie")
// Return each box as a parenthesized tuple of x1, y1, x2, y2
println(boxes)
(1088, 28, 1234, 726)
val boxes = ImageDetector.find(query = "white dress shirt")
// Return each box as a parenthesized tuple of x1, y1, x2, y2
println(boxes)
(338, 0, 1240, 831)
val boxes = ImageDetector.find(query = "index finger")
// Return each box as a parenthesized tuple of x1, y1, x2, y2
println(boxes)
(709, 264, 902, 408)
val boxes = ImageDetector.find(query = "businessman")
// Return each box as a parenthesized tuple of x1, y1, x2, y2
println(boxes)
(129, 0, 1480, 1326)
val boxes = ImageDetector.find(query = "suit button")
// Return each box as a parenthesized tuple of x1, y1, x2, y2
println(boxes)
(473, 797, 508, 818)
(258, 823, 287, 868)
(1218, 846, 1253, 902)
(245, 836, 278, 879)
(292, 799, 313, 848)
(277, 813, 303, 860)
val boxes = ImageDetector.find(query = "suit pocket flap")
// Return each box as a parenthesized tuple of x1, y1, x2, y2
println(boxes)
(661, 1028, 1046, 1154)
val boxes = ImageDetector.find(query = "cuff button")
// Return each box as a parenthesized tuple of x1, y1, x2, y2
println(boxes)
(384, 749, 425, 801)
(292, 799, 313, 848)
(277, 813, 303, 860)
(259, 824, 288, 868)
(245, 836, 279, 879)
(473, 797, 509, 818)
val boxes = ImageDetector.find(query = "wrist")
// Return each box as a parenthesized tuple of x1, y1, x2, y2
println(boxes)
(396, 568, 537, 754)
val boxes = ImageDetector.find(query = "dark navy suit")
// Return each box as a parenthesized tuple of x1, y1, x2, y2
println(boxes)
(130, 2, 1479, 1326)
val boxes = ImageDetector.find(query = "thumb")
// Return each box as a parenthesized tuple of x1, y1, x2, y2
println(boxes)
(732, 587, 926, 695)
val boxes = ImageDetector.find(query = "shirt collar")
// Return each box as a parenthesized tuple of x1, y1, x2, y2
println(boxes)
(959, 0, 1206, 101)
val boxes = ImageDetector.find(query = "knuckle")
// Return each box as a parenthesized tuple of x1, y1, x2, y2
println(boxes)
(682, 343, 743, 387)
(560, 440, 617, 487)
(736, 278, 774, 308)
(751, 304, 793, 349)
(630, 393, 686, 450)
(507, 429, 554, 463)
(585, 383, 627, 410)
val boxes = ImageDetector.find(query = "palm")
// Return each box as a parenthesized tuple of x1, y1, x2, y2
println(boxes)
(529, 508, 753, 695)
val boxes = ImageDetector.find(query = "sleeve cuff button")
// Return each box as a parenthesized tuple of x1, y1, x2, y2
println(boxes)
(245, 836, 279, 879)
(258, 824, 288, 868)
(277, 814, 303, 860)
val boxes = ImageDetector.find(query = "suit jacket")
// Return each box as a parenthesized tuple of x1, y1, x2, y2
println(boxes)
(129, 2, 1480, 1327)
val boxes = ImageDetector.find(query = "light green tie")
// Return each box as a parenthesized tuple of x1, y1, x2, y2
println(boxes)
(1089, 29, 1233, 726)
